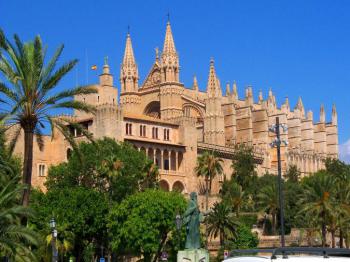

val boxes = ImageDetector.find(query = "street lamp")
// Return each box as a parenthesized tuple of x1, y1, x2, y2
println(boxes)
(269, 117, 288, 248)
(50, 218, 58, 262)
(175, 213, 182, 248)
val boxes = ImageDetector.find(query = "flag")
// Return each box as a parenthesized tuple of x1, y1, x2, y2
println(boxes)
(91, 65, 97, 70)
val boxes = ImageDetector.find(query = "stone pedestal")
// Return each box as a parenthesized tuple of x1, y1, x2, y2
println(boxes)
(177, 249, 209, 262)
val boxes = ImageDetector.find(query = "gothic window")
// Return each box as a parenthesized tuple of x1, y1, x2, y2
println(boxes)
(140, 125, 147, 137)
(126, 123, 132, 135)
(164, 129, 170, 141)
(152, 127, 158, 139)
(38, 164, 46, 177)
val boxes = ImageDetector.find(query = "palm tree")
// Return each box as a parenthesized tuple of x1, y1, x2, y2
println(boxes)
(0, 174, 39, 261)
(195, 151, 223, 209)
(258, 183, 278, 235)
(206, 202, 238, 247)
(298, 171, 335, 247)
(220, 180, 245, 217)
(0, 30, 97, 206)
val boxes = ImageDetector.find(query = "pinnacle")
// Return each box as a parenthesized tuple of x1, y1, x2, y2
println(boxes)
(123, 32, 136, 67)
(162, 21, 177, 55)
(206, 58, 220, 97)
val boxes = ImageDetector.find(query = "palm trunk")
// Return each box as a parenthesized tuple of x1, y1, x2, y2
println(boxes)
(272, 213, 276, 235)
(331, 230, 335, 248)
(321, 211, 327, 247)
(340, 229, 344, 248)
(22, 129, 34, 207)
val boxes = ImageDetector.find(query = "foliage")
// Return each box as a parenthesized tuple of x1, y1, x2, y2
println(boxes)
(0, 29, 97, 206)
(284, 165, 301, 183)
(30, 187, 108, 261)
(298, 171, 336, 246)
(220, 179, 245, 217)
(195, 151, 223, 194)
(0, 130, 39, 261)
(229, 224, 259, 249)
(108, 190, 187, 262)
(45, 138, 158, 202)
(257, 182, 278, 235)
(206, 202, 239, 246)
(231, 144, 257, 191)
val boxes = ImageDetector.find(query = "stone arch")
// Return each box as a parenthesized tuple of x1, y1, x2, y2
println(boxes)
(183, 103, 204, 124)
(144, 101, 161, 119)
(172, 181, 185, 193)
(159, 179, 170, 191)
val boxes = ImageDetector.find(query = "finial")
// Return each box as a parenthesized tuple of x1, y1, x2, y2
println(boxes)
(104, 56, 109, 66)
(210, 57, 214, 65)
(167, 12, 170, 23)
(258, 90, 263, 103)
(127, 25, 130, 35)
(155, 47, 159, 61)
(226, 82, 230, 96)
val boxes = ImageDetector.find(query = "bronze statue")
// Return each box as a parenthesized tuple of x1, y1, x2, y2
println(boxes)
(183, 192, 202, 249)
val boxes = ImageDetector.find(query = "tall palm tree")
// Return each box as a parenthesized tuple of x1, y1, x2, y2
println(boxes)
(220, 180, 245, 217)
(206, 202, 238, 247)
(258, 183, 279, 235)
(298, 171, 335, 247)
(0, 30, 97, 206)
(195, 151, 223, 209)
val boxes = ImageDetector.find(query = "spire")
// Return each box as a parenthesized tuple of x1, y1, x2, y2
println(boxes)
(320, 104, 325, 123)
(192, 75, 199, 91)
(226, 82, 231, 96)
(258, 90, 263, 104)
(296, 97, 305, 117)
(307, 110, 313, 121)
(123, 33, 136, 67)
(245, 85, 253, 105)
(206, 58, 221, 97)
(162, 21, 177, 55)
(232, 81, 238, 99)
(120, 32, 139, 93)
(161, 21, 179, 82)
(332, 104, 337, 125)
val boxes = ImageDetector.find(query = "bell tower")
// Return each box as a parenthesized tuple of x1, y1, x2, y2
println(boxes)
(159, 20, 183, 120)
(120, 31, 140, 113)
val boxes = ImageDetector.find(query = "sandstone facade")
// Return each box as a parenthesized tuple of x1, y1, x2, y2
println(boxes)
(11, 21, 338, 197)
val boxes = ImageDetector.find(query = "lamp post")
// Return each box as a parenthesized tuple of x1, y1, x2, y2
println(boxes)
(269, 117, 288, 248)
(50, 218, 58, 262)
(175, 213, 182, 249)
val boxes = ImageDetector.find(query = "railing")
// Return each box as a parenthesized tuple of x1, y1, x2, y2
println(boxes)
(197, 142, 264, 164)
(159, 169, 184, 177)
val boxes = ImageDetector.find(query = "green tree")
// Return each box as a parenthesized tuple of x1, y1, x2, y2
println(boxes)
(0, 30, 97, 206)
(231, 144, 257, 191)
(0, 129, 38, 261)
(284, 165, 301, 183)
(229, 224, 259, 249)
(195, 151, 223, 210)
(45, 138, 158, 201)
(108, 190, 187, 262)
(30, 187, 108, 262)
(206, 202, 238, 247)
(298, 171, 335, 247)
(258, 183, 278, 235)
(220, 179, 245, 217)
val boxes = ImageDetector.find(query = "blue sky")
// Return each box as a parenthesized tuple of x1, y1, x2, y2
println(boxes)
(1, 0, 349, 160)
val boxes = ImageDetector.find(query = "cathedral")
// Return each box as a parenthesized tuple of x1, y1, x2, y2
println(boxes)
(11, 21, 339, 196)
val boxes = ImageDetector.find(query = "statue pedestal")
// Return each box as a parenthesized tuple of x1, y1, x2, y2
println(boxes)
(177, 249, 209, 262)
